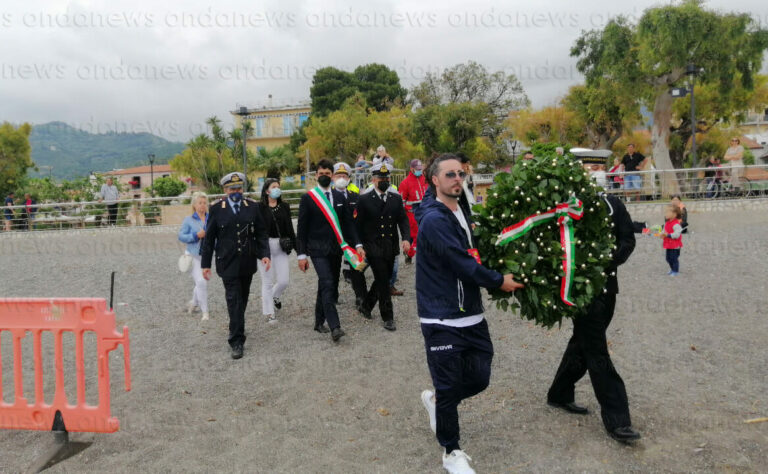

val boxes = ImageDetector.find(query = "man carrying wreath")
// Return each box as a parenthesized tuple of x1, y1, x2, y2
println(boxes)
(297, 159, 365, 343)
(415, 153, 523, 474)
(546, 156, 642, 443)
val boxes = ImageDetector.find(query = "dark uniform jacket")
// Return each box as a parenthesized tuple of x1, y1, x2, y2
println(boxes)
(201, 197, 270, 278)
(602, 193, 636, 294)
(297, 189, 360, 257)
(355, 189, 411, 258)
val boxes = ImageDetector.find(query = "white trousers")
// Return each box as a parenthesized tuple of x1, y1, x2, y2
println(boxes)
(258, 238, 290, 316)
(190, 254, 209, 312)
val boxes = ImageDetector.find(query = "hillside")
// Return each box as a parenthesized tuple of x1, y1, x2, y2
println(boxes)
(29, 122, 185, 179)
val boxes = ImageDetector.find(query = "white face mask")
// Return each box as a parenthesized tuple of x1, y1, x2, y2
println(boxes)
(334, 177, 349, 190)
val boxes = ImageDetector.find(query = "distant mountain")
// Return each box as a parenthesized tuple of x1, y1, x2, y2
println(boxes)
(29, 122, 186, 179)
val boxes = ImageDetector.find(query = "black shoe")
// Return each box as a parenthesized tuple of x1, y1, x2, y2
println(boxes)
(359, 306, 373, 320)
(404, 255, 412, 265)
(273, 297, 282, 310)
(383, 320, 396, 331)
(231, 344, 243, 360)
(314, 324, 330, 333)
(547, 400, 589, 415)
(608, 426, 641, 443)
(331, 327, 345, 342)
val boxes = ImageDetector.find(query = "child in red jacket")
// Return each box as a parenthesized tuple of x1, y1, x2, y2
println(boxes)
(661, 205, 684, 276)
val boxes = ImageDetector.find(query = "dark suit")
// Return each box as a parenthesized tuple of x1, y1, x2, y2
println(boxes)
(547, 193, 636, 431)
(339, 188, 369, 308)
(355, 189, 410, 322)
(297, 188, 360, 330)
(201, 197, 270, 348)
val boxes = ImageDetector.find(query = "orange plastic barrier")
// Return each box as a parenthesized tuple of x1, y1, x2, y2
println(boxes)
(0, 298, 130, 433)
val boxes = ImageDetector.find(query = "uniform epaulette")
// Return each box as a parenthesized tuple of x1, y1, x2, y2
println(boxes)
(210, 198, 224, 208)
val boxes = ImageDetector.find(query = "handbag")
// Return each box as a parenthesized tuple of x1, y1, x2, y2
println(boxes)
(270, 205, 293, 254)
(178, 253, 193, 272)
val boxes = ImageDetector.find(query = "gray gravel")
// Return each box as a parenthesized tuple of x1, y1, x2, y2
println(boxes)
(0, 207, 766, 473)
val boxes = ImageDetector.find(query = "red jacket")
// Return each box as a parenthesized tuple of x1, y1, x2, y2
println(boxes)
(663, 219, 683, 249)
(399, 172, 427, 212)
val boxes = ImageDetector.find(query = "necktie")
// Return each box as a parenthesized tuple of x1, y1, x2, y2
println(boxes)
(380, 192, 387, 203)
(325, 191, 331, 205)
(234, 203, 240, 215)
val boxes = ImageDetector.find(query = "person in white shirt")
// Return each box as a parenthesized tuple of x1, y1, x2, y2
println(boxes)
(99, 177, 120, 226)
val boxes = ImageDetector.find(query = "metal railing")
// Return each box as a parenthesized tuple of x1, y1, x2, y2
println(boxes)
(599, 164, 768, 200)
(0, 190, 307, 233)
(3, 164, 767, 233)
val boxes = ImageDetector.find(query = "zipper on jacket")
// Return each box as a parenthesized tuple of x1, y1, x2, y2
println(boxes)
(457, 280, 465, 312)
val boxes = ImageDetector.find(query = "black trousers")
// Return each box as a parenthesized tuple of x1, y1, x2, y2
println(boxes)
(364, 254, 395, 322)
(421, 320, 493, 451)
(222, 274, 253, 348)
(107, 204, 118, 225)
(343, 261, 368, 307)
(547, 292, 631, 431)
(311, 254, 342, 329)
(665, 248, 680, 273)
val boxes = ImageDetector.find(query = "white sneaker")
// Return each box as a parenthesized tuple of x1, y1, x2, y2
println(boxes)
(267, 314, 277, 324)
(421, 389, 436, 433)
(442, 450, 475, 474)
(201, 312, 209, 321)
(187, 300, 197, 314)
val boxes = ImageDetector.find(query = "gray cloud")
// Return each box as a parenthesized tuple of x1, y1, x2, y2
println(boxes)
(1, 0, 766, 142)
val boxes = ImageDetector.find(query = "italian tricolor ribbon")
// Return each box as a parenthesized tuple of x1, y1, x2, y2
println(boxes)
(495, 195, 584, 306)
(308, 187, 367, 271)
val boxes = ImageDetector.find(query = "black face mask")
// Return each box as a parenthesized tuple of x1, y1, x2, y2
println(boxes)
(317, 175, 332, 188)
(376, 180, 390, 192)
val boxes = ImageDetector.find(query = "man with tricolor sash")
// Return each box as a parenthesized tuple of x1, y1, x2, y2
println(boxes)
(546, 154, 641, 443)
(297, 159, 365, 343)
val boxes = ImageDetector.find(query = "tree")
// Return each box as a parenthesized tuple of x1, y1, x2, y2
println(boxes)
(572, 0, 768, 190)
(0, 122, 34, 197)
(151, 176, 187, 197)
(562, 83, 640, 149)
(253, 145, 299, 179)
(669, 74, 768, 167)
(353, 63, 408, 111)
(310, 64, 407, 117)
(505, 106, 587, 148)
(170, 134, 237, 193)
(410, 61, 529, 117)
(412, 102, 500, 162)
(301, 94, 421, 166)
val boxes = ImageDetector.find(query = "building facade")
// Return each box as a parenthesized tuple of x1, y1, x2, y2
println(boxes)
(231, 101, 311, 152)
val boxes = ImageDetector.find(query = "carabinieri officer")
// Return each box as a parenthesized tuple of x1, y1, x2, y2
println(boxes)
(356, 162, 411, 331)
(201, 172, 270, 360)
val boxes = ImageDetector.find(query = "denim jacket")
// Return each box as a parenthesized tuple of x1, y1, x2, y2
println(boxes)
(178, 212, 207, 256)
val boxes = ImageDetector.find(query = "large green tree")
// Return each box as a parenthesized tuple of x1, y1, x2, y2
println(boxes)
(310, 64, 407, 117)
(572, 0, 768, 182)
(562, 83, 639, 150)
(410, 61, 529, 117)
(0, 122, 34, 197)
(410, 61, 529, 164)
(301, 94, 421, 166)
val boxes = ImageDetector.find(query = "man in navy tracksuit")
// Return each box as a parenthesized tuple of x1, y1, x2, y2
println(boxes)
(415, 153, 522, 474)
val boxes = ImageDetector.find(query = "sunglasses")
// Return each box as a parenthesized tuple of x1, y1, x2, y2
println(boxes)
(444, 171, 467, 179)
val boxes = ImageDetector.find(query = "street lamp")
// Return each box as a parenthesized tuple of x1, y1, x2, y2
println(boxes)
(235, 106, 249, 191)
(148, 153, 155, 197)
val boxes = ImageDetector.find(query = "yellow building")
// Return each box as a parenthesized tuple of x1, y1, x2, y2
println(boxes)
(232, 101, 311, 152)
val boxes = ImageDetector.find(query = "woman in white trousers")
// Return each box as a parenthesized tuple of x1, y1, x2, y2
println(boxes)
(257, 179, 296, 323)
(178, 192, 210, 320)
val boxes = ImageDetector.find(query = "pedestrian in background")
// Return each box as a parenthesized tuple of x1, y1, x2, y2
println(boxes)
(99, 177, 120, 226)
(178, 192, 210, 321)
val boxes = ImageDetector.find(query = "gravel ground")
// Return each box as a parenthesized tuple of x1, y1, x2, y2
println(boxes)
(0, 207, 766, 473)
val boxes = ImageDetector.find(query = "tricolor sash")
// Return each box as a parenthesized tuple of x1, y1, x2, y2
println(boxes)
(495, 196, 584, 306)
(308, 187, 367, 271)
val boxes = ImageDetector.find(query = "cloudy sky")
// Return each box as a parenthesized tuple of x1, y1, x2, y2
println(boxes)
(1, 0, 767, 142)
